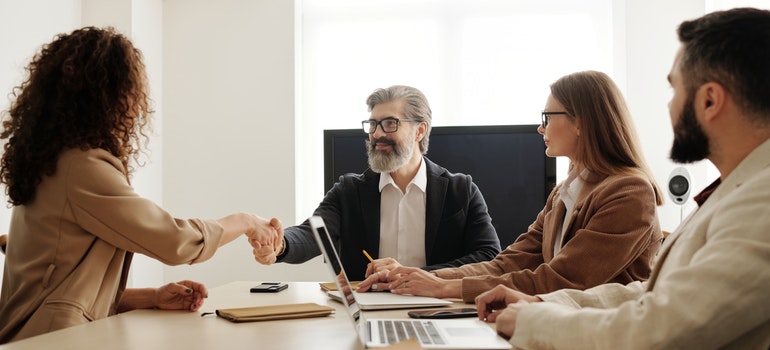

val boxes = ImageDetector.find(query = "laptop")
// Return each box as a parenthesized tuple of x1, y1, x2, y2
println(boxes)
(312, 219, 451, 310)
(326, 289, 452, 310)
(309, 216, 512, 349)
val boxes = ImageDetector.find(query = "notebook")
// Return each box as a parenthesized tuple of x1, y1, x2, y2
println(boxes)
(215, 302, 335, 322)
(309, 215, 512, 349)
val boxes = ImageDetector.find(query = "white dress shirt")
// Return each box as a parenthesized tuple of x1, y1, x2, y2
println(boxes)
(378, 159, 427, 267)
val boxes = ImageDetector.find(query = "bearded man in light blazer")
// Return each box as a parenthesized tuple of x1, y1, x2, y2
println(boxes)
(254, 85, 501, 280)
(474, 7, 770, 349)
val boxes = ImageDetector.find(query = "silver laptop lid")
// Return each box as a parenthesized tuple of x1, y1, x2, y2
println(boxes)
(309, 216, 362, 325)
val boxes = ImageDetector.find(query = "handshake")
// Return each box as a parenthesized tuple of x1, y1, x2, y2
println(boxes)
(244, 216, 285, 265)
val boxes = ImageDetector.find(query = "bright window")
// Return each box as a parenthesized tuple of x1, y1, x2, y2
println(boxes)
(297, 0, 614, 218)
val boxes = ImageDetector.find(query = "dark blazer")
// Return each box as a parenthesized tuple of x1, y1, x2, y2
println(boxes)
(279, 157, 501, 280)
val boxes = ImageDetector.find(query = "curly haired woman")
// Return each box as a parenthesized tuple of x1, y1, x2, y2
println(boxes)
(0, 27, 283, 343)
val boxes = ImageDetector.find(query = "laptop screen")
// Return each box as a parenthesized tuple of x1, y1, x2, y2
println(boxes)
(309, 216, 361, 322)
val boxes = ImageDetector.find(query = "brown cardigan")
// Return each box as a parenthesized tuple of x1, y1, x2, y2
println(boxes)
(0, 148, 225, 343)
(433, 171, 662, 303)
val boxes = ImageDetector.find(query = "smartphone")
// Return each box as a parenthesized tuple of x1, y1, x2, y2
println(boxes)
(250, 282, 289, 293)
(407, 307, 478, 319)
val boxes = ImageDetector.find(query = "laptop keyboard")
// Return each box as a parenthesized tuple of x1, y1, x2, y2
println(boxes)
(375, 319, 445, 345)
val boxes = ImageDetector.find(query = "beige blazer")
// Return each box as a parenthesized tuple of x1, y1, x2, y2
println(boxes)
(0, 149, 225, 343)
(513, 139, 770, 349)
(434, 171, 662, 303)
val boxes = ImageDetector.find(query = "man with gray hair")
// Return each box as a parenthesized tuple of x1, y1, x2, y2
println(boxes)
(256, 85, 501, 281)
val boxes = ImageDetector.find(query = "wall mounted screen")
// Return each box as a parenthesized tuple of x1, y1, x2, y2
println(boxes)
(324, 125, 556, 248)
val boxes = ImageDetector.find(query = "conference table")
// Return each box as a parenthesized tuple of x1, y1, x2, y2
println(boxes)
(0, 281, 492, 349)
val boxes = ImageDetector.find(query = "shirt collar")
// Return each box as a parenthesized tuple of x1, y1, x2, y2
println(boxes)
(693, 178, 721, 207)
(692, 137, 770, 207)
(378, 157, 427, 193)
(560, 168, 588, 202)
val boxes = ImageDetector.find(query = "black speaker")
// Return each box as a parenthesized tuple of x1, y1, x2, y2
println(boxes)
(667, 167, 691, 205)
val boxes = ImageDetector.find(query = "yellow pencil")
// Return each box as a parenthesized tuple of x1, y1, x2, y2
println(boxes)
(362, 249, 374, 262)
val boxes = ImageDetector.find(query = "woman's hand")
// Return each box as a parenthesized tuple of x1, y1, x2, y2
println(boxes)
(357, 266, 460, 299)
(155, 280, 209, 312)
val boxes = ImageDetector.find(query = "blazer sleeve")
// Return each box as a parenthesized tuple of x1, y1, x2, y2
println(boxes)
(66, 150, 224, 265)
(441, 176, 659, 303)
(432, 189, 554, 297)
(278, 176, 346, 264)
(279, 220, 322, 264)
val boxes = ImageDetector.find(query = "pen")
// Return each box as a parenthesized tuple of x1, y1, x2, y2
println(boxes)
(362, 249, 374, 262)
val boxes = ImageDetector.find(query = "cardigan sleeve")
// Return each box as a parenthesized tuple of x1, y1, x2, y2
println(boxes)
(65, 149, 224, 265)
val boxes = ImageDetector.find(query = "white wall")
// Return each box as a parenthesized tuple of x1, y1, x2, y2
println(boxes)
(619, 0, 706, 232)
(0, 0, 167, 288)
(160, 0, 327, 288)
(79, 0, 167, 294)
(0, 0, 82, 291)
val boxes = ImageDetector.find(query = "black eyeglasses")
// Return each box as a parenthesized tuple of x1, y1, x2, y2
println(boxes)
(361, 117, 416, 134)
(541, 111, 569, 129)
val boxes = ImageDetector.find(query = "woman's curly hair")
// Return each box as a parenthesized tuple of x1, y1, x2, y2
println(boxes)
(0, 26, 152, 206)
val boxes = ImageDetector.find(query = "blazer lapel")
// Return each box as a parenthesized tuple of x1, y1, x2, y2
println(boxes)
(645, 231, 681, 291)
(542, 198, 566, 262)
(424, 159, 448, 260)
(359, 171, 383, 257)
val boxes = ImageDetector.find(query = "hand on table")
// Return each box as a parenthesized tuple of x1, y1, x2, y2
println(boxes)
(155, 280, 209, 312)
(474, 285, 540, 338)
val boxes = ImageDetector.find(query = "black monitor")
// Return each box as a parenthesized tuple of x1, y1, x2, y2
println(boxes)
(323, 125, 557, 248)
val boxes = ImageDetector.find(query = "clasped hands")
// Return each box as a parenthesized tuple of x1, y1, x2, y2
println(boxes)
(356, 258, 451, 297)
(246, 216, 284, 265)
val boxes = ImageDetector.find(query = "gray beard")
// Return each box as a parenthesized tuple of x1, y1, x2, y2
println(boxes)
(366, 139, 414, 173)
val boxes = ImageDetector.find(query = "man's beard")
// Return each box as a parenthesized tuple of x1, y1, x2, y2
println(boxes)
(670, 94, 710, 163)
(366, 136, 415, 173)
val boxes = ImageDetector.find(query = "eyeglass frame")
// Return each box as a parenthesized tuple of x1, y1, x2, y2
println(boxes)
(541, 111, 570, 129)
(361, 117, 417, 134)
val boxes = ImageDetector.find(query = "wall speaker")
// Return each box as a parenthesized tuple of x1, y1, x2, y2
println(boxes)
(667, 167, 691, 205)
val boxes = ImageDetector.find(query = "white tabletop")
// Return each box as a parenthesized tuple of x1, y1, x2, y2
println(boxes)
(0, 281, 475, 350)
